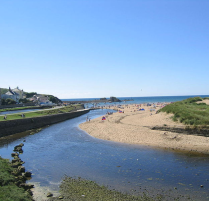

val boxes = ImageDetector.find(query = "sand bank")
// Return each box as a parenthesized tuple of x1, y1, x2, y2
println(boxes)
(79, 103, 209, 154)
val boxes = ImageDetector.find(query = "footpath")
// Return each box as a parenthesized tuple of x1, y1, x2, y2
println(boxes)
(0, 109, 90, 138)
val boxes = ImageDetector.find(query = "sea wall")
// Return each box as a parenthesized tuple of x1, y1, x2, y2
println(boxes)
(0, 109, 89, 137)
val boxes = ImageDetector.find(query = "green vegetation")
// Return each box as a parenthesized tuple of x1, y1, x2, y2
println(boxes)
(19, 98, 32, 104)
(0, 157, 32, 201)
(0, 106, 40, 112)
(24, 92, 37, 98)
(1, 98, 16, 105)
(160, 97, 209, 125)
(48, 95, 62, 104)
(0, 104, 84, 121)
(0, 88, 9, 94)
(54, 177, 162, 201)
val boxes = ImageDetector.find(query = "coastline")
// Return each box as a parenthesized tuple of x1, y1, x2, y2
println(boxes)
(79, 103, 209, 154)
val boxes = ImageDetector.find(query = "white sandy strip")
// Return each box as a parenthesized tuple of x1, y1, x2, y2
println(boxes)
(79, 104, 209, 154)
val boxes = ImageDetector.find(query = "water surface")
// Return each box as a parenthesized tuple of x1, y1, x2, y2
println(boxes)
(0, 109, 209, 200)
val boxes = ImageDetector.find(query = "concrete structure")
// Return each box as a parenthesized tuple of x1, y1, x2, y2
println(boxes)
(0, 109, 89, 137)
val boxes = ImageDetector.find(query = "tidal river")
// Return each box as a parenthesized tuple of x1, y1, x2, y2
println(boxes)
(0, 109, 209, 200)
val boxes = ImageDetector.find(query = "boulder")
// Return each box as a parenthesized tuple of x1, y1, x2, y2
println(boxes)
(18, 166, 25, 172)
(23, 171, 32, 177)
(47, 192, 53, 197)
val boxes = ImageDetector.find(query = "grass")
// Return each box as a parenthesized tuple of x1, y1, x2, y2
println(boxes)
(0, 156, 33, 201)
(56, 177, 164, 201)
(0, 106, 41, 112)
(159, 97, 209, 126)
(0, 104, 84, 121)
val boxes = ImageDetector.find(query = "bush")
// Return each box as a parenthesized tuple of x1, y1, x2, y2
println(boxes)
(19, 98, 32, 104)
(3, 98, 17, 105)
(25, 92, 37, 98)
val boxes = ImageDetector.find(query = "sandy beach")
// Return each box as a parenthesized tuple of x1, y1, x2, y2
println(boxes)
(79, 103, 209, 154)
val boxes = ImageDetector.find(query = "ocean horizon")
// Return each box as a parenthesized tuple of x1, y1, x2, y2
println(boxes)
(62, 95, 209, 105)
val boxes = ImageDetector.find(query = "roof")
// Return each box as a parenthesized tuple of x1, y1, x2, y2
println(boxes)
(5, 91, 19, 96)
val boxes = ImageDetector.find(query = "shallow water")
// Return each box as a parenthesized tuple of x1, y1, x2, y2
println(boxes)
(0, 109, 209, 200)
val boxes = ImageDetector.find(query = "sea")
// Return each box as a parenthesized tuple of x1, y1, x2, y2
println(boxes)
(62, 95, 209, 107)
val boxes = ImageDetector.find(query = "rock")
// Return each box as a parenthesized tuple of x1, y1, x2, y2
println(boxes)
(47, 192, 53, 197)
(12, 169, 21, 176)
(12, 159, 20, 163)
(59, 195, 64, 199)
(17, 175, 27, 182)
(14, 155, 20, 160)
(11, 153, 19, 157)
(18, 166, 25, 172)
(27, 189, 33, 196)
(19, 143, 24, 147)
(13, 146, 23, 152)
(19, 183, 34, 190)
(24, 171, 32, 177)
(11, 163, 20, 168)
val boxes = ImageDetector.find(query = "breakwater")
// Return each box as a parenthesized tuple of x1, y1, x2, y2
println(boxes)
(0, 109, 89, 137)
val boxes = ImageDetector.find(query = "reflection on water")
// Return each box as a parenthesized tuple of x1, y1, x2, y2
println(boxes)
(0, 109, 209, 200)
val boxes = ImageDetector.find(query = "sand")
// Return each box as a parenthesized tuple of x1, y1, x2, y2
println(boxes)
(79, 103, 209, 154)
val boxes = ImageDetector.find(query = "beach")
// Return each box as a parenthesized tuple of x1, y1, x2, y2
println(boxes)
(79, 103, 209, 154)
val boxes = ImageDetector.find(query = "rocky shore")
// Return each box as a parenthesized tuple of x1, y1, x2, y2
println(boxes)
(0, 143, 34, 200)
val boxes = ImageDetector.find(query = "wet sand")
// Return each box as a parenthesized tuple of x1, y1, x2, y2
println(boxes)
(79, 103, 209, 154)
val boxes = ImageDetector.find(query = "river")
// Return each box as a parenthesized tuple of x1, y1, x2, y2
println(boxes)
(0, 109, 209, 200)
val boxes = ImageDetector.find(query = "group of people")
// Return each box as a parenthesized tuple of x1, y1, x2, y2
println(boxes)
(86, 116, 91, 122)
(3, 113, 25, 120)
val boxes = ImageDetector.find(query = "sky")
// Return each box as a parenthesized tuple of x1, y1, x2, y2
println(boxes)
(0, 0, 209, 99)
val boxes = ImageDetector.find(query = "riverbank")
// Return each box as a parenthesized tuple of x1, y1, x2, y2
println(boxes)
(0, 106, 89, 137)
(46, 177, 168, 201)
(0, 145, 33, 201)
(79, 102, 209, 154)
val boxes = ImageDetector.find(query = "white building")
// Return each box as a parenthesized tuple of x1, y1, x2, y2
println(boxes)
(2, 87, 20, 102)
(31, 94, 55, 106)
(12, 86, 25, 99)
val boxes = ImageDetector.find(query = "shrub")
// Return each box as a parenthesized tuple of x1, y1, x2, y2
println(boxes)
(159, 97, 209, 126)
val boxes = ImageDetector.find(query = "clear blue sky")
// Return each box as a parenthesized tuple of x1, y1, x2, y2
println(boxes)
(1, 0, 209, 99)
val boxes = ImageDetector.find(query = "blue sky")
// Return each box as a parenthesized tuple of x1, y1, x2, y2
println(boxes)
(1, 0, 209, 98)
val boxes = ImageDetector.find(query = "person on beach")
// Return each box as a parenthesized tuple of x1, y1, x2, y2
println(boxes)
(86, 116, 89, 122)
(4, 115, 7, 120)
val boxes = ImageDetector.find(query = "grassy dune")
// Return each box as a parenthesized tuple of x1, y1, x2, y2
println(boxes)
(160, 97, 209, 125)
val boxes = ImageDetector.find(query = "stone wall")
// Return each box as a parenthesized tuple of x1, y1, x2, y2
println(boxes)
(0, 109, 89, 137)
